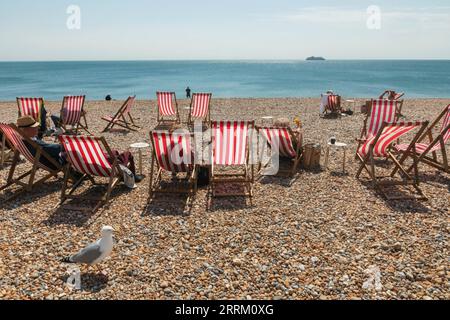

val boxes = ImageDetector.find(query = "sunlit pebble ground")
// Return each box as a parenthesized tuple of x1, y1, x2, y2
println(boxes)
(0, 98, 449, 300)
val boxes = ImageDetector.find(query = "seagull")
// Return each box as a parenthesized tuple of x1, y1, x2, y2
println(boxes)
(62, 226, 114, 272)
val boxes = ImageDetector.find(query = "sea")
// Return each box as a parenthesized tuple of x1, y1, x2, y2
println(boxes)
(0, 60, 449, 101)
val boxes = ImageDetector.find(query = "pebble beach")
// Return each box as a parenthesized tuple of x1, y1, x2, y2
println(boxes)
(0, 97, 449, 300)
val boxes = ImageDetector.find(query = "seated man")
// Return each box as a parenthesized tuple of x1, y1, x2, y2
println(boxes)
(17, 116, 65, 170)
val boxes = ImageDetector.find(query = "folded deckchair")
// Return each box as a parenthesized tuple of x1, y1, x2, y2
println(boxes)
(0, 123, 62, 200)
(394, 104, 450, 173)
(101, 96, 140, 132)
(356, 121, 429, 200)
(357, 99, 402, 153)
(188, 93, 212, 126)
(210, 121, 254, 199)
(256, 126, 303, 176)
(149, 131, 197, 200)
(156, 92, 180, 125)
(58, 135, 124, 212)
(60, 95, 90, 135)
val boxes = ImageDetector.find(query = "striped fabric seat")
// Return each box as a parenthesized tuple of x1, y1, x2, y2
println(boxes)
(259, 127, 296, 158)
(59, 135, 113, 177)
(358, 122, 423, 158)
(151, 131, 193, 173)
(157, 92, 177, 116)
(17, 98, 43, 124)
(212, 121, 250, 165)
(191, 93, 211, 119)
(394, 105, 450, 154)
(366, 99, 398, 139)
(0, 123, 51, 171)
(327, 95, 339, 112)
(62, 96, 85, 126)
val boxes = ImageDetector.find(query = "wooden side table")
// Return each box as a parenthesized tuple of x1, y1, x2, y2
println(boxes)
(130, 142, 150, 180)
(324, 142, 348, 173)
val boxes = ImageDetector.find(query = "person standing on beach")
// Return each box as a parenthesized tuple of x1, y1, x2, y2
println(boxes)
(186, 87, 191, 98)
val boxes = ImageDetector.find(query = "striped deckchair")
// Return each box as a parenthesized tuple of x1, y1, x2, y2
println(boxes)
(394, 104, 450, 173)
(210, 121, 254, 199)
(101, 96, 140, 132)
(356, 121, 429, 200)
(321, 94, 342, 117)
(256, 126, 303, 176)
(357, 99, 402, 154)
(156, 92, 180, 125)
(0, 123, 62, 200)
(17, 97, 44, 125)
(58, 135, 124, 212)
(188, 93, 212, 126)
(149, 131, 197, 200)
(60, 95, 90, 135)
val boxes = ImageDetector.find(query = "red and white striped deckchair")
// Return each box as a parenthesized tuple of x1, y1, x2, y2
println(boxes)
(210, 120, 254, 199)
(256, 126, 303, 176)
(60, 95, 90, 135)
(17, 97, 44, 125)
(188, 93, 212, 126)
(357, 99, 402, 153)
(0, 123, 62, 200)
(356, 121, 429, 200)
(149, 131, 197, 200)
(58, 135, 123, 212)
(394, 104, 450, 173)
(101, 96, 140, 132)
(327, 95, 341, 114)
(156, 92, 180, 124)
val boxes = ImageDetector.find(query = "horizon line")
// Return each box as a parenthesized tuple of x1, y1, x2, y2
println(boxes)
(1, 58, 450, 63)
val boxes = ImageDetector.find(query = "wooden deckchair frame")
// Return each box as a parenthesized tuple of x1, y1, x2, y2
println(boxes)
(396, 105, 450, 173)
(379, 90, 405, 101)
(101, 96, 140, 132)
(1, 133, 13, 167)
(0, 124, 62, 201)
(60, 95, 91, 135)
(256, 126, 303, 177)
(210, 121, 255, 200)
(356, 121, 429, 200)
(148, 131, 198, 202)
(156, 92, 181, 125)
(188, 93, 212, 127)
(59, 136, 123, 213)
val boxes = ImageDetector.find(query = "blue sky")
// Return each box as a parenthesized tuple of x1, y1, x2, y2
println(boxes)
(1, 0, 449, 60)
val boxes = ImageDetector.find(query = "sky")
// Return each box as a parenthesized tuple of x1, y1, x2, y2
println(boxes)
(0, 0, 450, 61)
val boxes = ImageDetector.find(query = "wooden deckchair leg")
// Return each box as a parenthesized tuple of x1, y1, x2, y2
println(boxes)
(7, 151, 20, 184)
(59, 165, 70, 205)
(148, 155, 155, 200)
(27, 150, 42, 191)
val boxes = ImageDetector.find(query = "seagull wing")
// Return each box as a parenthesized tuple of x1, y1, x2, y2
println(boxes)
(70, 242, 103, 264)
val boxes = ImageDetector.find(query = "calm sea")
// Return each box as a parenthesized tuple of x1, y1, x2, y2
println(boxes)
(0, 60, 449, 101)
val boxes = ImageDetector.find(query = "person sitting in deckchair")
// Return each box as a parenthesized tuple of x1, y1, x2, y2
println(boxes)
(17, 116, 65, 170)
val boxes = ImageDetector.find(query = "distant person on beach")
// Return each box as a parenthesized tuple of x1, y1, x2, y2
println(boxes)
(186, 87, 191, 98)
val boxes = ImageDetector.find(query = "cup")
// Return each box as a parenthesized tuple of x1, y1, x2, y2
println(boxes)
(330, 137, 336, 145)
